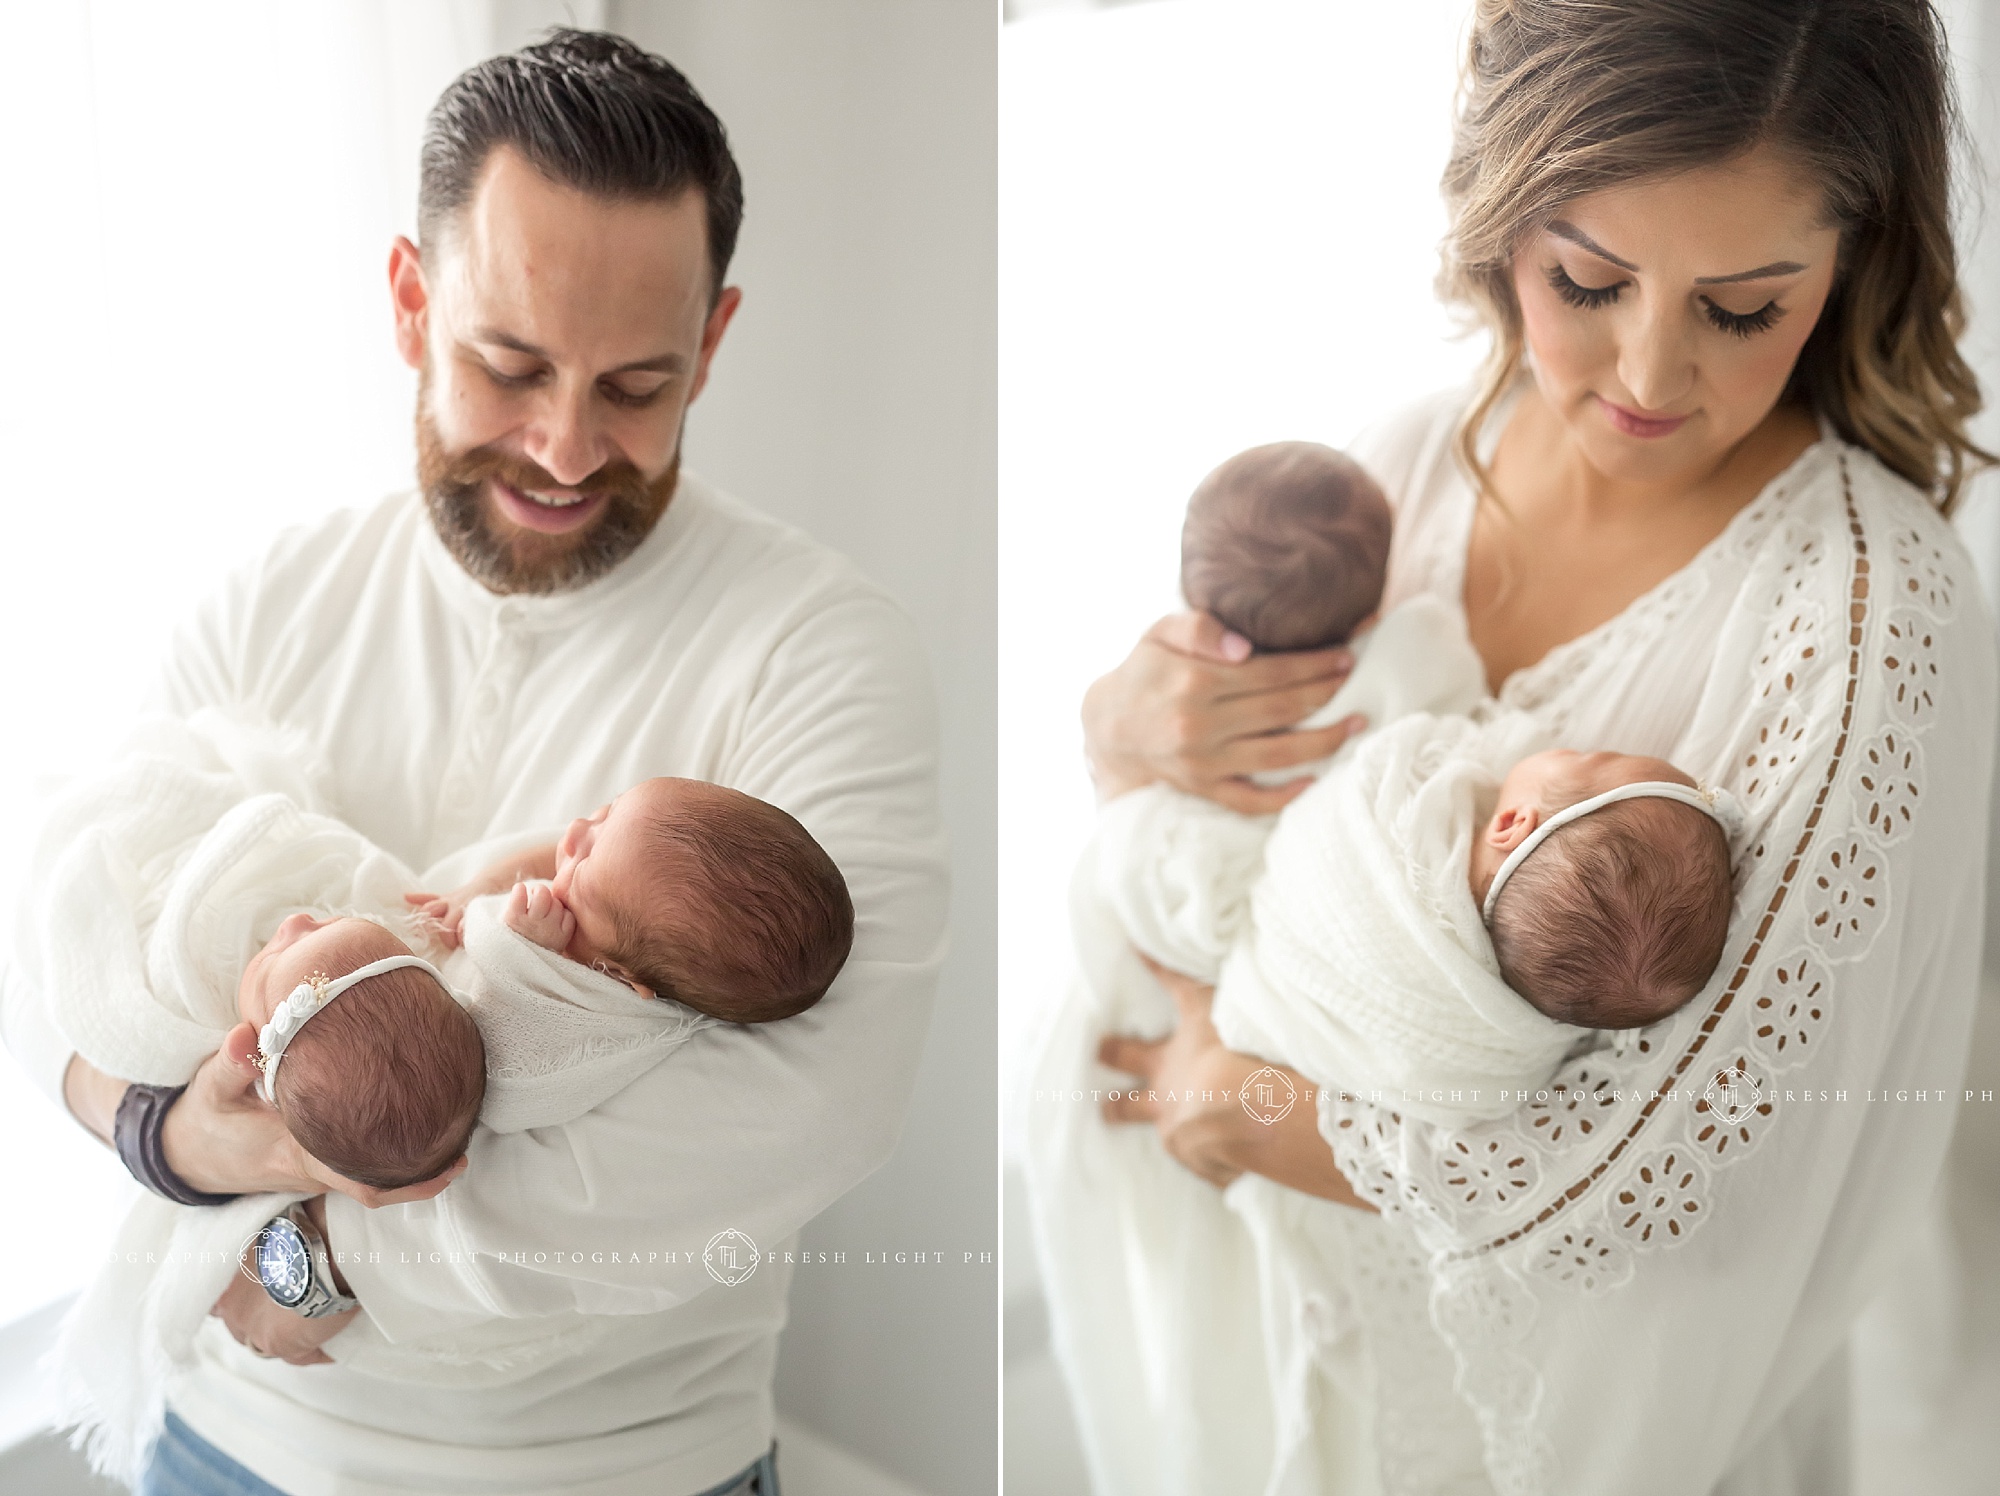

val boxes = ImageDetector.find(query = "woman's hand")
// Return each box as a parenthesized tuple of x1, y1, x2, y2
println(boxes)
(1099, 960, 1378, 1211)
(1081, 612, 1363, 814)
(160, 1041, 465, 1207)
(1097, 963, 1257, 1186)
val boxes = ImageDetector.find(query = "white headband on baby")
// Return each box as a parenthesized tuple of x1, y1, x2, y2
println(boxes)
(254, 954, 449, 1104)
(1481, 781, 1745, 921)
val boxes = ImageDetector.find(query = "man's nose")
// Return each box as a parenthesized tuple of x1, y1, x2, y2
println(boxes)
(1616, 295, 1695, 413)
(524, 386, 609, 488)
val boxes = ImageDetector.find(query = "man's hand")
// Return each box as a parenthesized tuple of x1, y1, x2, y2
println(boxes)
(162, 1036, 467, 1206)
(1081, 612, 1362, 814)
(211, 1246, 355, 1367)
(501, 880, 576, 953)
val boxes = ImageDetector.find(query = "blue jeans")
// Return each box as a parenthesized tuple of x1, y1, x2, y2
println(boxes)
(140, 1410, 782, 1496)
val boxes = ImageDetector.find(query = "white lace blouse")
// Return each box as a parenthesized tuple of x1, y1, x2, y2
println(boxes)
(1309, 387, 2000, 1494)
(1022, 385, 1998, 1496)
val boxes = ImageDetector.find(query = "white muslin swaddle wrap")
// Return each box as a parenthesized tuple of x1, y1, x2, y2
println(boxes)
(11, 712, 709, 1483)
(1249, 593, 1488, 786)
(1211, 709, 1592, 1129)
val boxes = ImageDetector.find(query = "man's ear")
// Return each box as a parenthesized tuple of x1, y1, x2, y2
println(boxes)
(686, 285, 744, 405)
(388, 235, 430, 371)
(1486, 804, 1543, 854)
(221, 1022, 262, 1076)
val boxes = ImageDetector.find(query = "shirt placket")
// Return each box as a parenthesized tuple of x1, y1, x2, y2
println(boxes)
(432, 602, 531, 858)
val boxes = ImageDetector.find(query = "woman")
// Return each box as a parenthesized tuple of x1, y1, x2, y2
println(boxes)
(1024, 2, 1996, 1492)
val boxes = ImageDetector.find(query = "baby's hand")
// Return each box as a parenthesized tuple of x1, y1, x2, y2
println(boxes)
(403, 890, 471, 949)
(502, 880, 576, 954)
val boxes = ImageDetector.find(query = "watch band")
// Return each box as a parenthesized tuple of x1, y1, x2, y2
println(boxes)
(270, 1204, 360, 1318)
(113, 1082, 245, 1207)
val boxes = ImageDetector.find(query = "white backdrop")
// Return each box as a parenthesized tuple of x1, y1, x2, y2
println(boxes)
(0, 5, 995, 1494)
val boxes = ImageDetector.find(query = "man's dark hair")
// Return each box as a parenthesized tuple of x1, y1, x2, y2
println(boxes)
(419, 28, 744, 298)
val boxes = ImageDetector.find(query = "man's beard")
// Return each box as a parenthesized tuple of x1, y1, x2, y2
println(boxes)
(414, 381, 680, 596)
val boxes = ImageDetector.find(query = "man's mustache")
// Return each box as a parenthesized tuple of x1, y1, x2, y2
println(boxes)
(440, 445, 652, 500)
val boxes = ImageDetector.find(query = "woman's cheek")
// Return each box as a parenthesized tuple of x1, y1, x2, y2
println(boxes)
(1515, 276, 1601, 398)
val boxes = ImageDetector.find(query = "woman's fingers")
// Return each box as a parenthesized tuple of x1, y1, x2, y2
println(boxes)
(1097, 1032, 1162, 1079)
(1227, 716, 1367, 776)
(1220, 668, 1354, 736)
(1101, 1089, 1159, 1125)
(1145, 610, 1253, 664)
(1203, 776, 1316, 817)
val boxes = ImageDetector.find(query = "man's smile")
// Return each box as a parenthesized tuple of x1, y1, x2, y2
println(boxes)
(491, 478, 609, 534)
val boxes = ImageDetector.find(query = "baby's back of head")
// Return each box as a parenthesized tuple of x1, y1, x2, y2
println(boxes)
(275, 929, 487, 1191)
(610, 782, 855, 1024)
(1181, 442, 1393, 652)
(1487, 798, 1733, 1030)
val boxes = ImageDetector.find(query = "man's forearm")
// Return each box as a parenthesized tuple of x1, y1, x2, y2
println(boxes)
(465, 843, 558, 896)
(62, 1053, 127, 1148)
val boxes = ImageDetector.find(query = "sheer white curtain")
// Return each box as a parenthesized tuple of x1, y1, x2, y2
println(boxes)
(0, 0, 595, 1335)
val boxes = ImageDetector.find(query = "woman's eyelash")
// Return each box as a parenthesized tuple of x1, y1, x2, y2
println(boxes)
(1544, 263, 1623, 309)
(1702, 298, 1785, 338)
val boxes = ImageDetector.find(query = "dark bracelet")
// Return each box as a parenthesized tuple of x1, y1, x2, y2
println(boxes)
(113, 1082, 245, 1206)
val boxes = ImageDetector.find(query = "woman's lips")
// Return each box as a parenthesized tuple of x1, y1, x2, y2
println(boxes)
(492, 479, 608, 534)
(1596, 396, 1690, 440)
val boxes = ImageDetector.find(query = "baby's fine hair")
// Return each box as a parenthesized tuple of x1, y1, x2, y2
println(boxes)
(1487, 797, 1733, 1030)
(618, 788, 855, 1024)
(1180, 442, 1394, 652)
(275, 928, 487, 1191)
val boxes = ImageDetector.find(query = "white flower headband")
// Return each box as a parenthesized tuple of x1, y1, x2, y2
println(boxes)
(1481, 781, 1745, 922)
(254, 954, 450, 1104)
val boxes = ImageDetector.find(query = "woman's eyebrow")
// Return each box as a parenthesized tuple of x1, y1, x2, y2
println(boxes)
(1548, 220, 1638, 271)
(1546, 221, 1808, 284)
(1692, 262, 1809, 285)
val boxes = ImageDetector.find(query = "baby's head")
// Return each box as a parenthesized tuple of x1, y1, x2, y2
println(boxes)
(234, 914, 486, 1191)
(1470, 750, 1734, 1030)
(1180, 442, 1393, 652)
(551, 778, 854, 1023)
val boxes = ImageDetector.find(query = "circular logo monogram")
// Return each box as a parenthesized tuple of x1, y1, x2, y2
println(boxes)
(1240, 1066, 1297, 1126)
(1702, 1065, 1764, 1126)
(703, 1228, 761, 1287)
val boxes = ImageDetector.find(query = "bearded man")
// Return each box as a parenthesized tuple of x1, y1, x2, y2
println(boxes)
(5, 31, 944, 1496)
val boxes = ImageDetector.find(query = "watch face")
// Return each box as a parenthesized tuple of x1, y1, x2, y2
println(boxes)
(257, 1217, 312, 1308)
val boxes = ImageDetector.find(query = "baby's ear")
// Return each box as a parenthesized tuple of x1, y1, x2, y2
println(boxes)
(595, 958, 654, 1000)
(1487, 804, 1543, 853)
(221, 1022, 262, 1076)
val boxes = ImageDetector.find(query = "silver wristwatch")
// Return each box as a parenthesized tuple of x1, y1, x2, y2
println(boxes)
(254, 1203, 359, 1318)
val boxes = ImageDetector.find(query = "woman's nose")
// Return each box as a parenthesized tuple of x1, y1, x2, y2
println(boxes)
(1616, 296, 1695, 413)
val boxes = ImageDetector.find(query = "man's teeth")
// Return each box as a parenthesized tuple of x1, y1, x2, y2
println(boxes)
(525, 490, 590, 508)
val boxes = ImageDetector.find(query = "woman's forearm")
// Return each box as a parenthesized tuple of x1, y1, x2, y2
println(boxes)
(62, 1052, 127, 1148)
(1229, 1067, 1377, 1212)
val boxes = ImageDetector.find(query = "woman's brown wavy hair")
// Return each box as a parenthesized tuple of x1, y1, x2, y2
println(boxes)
(1440, 0, 1991, 512)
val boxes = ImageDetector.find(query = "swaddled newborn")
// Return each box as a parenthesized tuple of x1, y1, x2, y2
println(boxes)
(262, 778, 852, 1192)
(1472, 746, 1733, 1028)
(413, 776, 855, 1023)
(1181, 442, 1488, 782)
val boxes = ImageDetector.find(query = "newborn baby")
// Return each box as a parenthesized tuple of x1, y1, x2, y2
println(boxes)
(1469, 745, 1733, 1029)
(1180, 442, 1487, 782)
(234, 914, 484, 1192)
(244, 778, 852, 1194)
(1095, 714, 1738, 1125)
(411, 776, 855, 1024)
